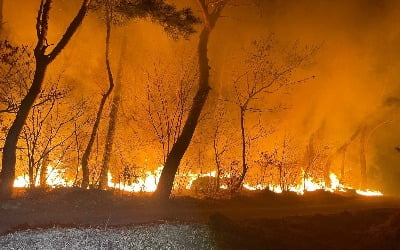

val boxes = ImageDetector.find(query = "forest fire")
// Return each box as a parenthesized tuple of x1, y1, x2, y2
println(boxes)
(1, 0, 400, 249)
(13, 166, 382, 196)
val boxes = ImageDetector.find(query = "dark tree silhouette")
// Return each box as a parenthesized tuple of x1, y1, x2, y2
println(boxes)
(98, 35, 126, 190)
(81, 0, 115, 189)
(0, 0, 91, 199)
(154, 0, 228, 200)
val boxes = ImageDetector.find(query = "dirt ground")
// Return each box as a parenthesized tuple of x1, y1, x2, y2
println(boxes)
(0, 188, 399, 249)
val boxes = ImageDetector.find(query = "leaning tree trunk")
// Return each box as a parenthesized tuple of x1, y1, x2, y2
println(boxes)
(0, 61, 47, 198)
(154, 0, 226, 200)
(0, 0, 91, 200)
(154, 27, 212, 199)
(81, 10, 114, 189)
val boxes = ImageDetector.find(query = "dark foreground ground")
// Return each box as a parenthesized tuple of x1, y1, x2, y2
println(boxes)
(0, 188, 399, 249)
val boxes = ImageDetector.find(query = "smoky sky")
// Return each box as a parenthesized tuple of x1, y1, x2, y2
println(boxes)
(3, 0, 400, 194)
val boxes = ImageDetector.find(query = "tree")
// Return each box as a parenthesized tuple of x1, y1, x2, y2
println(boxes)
(20, 86, 87, 188)
(83, 0, 198, 189)
(98, 34, 126, 190)
(138, 59, 197, 164)
(81, 0, 115, 189)
(0, 0, 92, 199)
(323, 97, 398, 188)
(230, 37, 315, 192)
(210, 101, 240, 192)
(154, 0, 228, 200)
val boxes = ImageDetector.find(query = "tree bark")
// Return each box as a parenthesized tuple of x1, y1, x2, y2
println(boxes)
(81, 8, 114, 189)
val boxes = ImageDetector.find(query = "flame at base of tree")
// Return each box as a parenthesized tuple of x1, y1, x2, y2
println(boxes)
(13, 165, 382, 197)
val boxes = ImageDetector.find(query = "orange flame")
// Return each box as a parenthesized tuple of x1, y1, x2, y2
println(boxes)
(13, 166, 383, 196)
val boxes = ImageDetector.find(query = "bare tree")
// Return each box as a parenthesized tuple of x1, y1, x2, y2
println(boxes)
(139, 60, 197, 164)
(231, 37, 315, 192)
(81, 0, 115, 189)
(155, 0, 228, 200)
(0, 0, 91, 199)
(84, 0, 199, 189)
(211, 102, 238, 191)
(98, 34, 126, 190)
(20, 86, 86, 188)
(323, 98, 396, 189)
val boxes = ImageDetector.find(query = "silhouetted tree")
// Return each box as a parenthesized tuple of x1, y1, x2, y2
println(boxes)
(0, 0, 91, 199)
(155, 0, 228, 200)
(81, 0, 115, 189)
(98, 34, 126, 190)
(231, 37, 315, 192)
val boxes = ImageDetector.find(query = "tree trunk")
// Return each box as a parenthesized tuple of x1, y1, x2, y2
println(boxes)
(40, 153, 49, 187)
(233, 107, 247, 192)
(28, 156, 35, 188)
(81, 11, 114, 189)
(0, 60, 47, 198)
(359, 127, 367, 189)
(0, 0, 91, 199)
(213, 141, 221, 191)
(154, 27, 212, 199)
(98, 52, 123, 190)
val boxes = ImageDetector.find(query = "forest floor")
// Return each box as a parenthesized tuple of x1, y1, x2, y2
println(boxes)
(0, 188, 399, 249)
